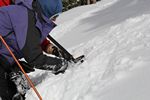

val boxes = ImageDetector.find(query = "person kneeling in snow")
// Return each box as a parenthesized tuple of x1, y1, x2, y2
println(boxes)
(0, 0, 68, 99)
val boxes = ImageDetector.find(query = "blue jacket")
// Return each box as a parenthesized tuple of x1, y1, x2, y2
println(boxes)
(0, 0, 62, 64)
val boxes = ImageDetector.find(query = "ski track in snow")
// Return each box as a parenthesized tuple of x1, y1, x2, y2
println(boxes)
(26, 0, 150, 100)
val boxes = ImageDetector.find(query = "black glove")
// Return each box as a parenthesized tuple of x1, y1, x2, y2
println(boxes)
(40, 58, 68, 75)
(52, 46, 71, 61)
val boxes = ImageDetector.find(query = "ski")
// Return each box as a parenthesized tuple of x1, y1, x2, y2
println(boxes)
(47, 35, 85, 63)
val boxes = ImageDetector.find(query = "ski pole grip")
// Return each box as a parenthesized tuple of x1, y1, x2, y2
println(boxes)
(0, 35, 43, 100)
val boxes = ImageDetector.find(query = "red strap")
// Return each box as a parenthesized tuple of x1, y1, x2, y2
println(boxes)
(0, 0, 10, 7)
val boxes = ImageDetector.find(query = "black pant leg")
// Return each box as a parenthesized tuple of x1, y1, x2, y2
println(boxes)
(0, 78, 17, 100)
(0, 56, 17, 100)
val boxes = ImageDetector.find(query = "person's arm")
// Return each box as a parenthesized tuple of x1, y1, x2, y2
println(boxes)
(21, 9, 68, 74)
(22, 34, 68, 74)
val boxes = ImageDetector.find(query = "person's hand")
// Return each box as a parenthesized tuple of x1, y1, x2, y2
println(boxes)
(46, 45, 61, 57)
(45, 44, 54, 54)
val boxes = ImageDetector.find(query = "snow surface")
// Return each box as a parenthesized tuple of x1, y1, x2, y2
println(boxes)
(26, 0, 150, 100)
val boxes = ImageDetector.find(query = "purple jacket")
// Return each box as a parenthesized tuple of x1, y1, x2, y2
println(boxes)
(0, 0, 56, 64)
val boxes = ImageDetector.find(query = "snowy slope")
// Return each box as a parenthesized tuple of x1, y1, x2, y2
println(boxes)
(26, 0, 150, 100)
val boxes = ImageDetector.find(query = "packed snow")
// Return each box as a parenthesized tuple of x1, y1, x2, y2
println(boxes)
(26, 0, 150, 100)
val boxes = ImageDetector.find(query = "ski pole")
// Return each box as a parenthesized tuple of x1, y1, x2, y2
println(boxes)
(47, 35, 75, 61)
(0, 35, 42, 100)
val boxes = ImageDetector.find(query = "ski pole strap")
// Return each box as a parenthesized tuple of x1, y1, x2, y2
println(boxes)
(0, 35, 43, 100)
